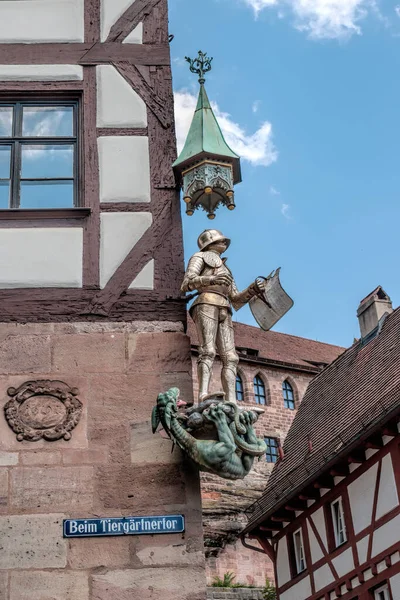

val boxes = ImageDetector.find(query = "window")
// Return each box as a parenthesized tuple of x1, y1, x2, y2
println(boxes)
(0, 101, 78, 209)
(283, 380, 295, 410)
(293, 528, 306, 574)
(254, 375, 266, 405)
(265, 437, 279, 463)
(374, 585, 390, 600)
(235, 374, 244, 402)
(331, 498, 347, 547)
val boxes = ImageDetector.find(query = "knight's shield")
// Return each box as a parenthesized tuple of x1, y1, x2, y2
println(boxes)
(249, 268, 294, 331)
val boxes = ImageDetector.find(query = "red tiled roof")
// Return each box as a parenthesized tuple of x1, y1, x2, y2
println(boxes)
(244, 307, 400, 533)
(187, 316, 344, 371)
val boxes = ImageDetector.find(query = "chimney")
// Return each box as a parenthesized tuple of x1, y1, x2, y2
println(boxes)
(357, 286, 393, 339)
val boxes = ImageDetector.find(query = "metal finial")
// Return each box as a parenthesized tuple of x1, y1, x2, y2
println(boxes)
(185, 51, 213, 84)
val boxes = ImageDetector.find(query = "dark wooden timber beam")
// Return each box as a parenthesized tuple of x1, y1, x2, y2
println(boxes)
(347, 448, 366, 464)
(313, 474, 335, 489)
(329, 464, 350, 477)
(382, 423, 399, 437)
(284, 500, 308, 512)
(271, 510, 293, 522)
(259, 523, 282, 532)
(106, 0, 163, 42)
(365, 435, 384, 450)
(0, 43, 169, 66)
(299, 488, 320, 501)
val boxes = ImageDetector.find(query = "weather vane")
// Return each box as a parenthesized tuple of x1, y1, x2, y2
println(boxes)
(185, 51, 213, 84)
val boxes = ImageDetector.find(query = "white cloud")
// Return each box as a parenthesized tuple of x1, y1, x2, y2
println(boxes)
(174, 90, 278, 167)
(242, 0, 376, 40)
(252, 100, 261, 113)
(395, 4, 400, 17)
(269, 185, 280, 195)
(244, 0, 278, 15)
(281, 203, 291, 218)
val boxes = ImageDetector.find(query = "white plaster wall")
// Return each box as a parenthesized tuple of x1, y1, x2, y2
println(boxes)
(123, 23, 143, 44)
(391, 572, 400, 600)
(280, 576, 311, 600)
(313, 563, 335, 592)
(276, 537, 291, 587)
(0, 0, 84, 43)
(129, 259, 154, 290)
(311, 508, 328, 552)
(96, 66, 147, 128)
(348, 463, 378, 534)
(0, 65, 83, 81)
(372, 513, 400, 558)
(332, 547, 354, 578)
(100, 212, 152, 288)
(307, 520, 324, 564)
(98, 136, 151, 203)
(0, 228, 82, 288)
(101, 0, 135, 41)
(376, 453, 399, 520)
(356, 534, 369, 565)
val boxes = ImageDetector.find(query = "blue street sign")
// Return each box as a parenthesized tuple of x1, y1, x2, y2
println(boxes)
(63, 515, 185, 538)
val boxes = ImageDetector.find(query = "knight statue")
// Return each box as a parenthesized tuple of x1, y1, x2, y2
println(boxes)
(181, 229, 265, 404)
(152, 52, 294, 481)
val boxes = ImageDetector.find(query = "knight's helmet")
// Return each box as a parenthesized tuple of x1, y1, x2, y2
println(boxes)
(197, 229, 231, 252)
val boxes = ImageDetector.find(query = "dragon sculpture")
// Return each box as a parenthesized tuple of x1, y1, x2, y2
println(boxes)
(152, 388, 267, 480)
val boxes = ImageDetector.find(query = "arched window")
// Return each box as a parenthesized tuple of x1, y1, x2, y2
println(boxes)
(235, 374, 244, 402)
(283, 380, 295, 410)
(254, 375, 266, 405)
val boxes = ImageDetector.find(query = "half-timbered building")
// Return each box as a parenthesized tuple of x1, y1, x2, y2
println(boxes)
(0, 2, 205, 599)
(242, 287, 400, 600)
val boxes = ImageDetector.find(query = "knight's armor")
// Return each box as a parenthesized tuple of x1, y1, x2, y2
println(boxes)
(181, 230, 258, 404)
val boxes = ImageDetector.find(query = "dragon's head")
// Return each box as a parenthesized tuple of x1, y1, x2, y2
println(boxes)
(152, 388, 185, 434)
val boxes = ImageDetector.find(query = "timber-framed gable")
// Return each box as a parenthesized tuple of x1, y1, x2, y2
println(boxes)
(0, 0, 184, 324)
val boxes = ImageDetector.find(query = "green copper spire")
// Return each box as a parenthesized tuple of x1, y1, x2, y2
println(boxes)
(172, 52, 241, 184)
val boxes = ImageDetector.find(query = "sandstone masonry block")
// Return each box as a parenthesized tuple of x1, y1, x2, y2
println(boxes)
(131, 421, 183, 465)
(0, 451, 18, 466)
(0, 514, 66, 568)
(0, 469, 8, 514)
(10, 570, 89, 600)
(20, 450, 62, 465)
(128, 332, 192, 373)
(135, 543, 204, 567)
(11, 466, 94, 511)
(95, 463, 185, 511)
(68, 536, 130, 569)
(91, 567, 206, 600)
(88, 373, 169, 425)
(62, 448, 108, 465)
(52, 333, 125, 373)
(0, 334, 51, 374)
(0, 571, 6, 600)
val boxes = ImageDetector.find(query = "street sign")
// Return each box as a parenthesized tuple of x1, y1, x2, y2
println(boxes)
(63, 515, 185, 538)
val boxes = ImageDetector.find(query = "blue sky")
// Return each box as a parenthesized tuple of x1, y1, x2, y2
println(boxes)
(169, 0, 400, 348)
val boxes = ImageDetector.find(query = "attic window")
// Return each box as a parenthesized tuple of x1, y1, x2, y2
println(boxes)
(237, 347, 259, 357)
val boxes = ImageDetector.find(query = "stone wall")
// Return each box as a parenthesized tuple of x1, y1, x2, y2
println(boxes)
(206, 587, 264, 600)
(191, 354, 313, 587)
(0, 321, 206, 600)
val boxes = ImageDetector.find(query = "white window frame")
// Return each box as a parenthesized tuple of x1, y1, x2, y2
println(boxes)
(293, 528, 306, 574)
(331, 497, 347, 547)
(374, 584, 390, 600)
